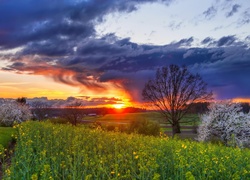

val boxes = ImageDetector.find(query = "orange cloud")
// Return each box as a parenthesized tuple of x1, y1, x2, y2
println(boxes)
(232, 98, 250, 103)
(1, 55, 133, 106)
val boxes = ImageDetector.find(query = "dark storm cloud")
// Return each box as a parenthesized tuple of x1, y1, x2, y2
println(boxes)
(0, 0, 173, 50)
(99, 70, 156, 101)
(26, 96, 124, 108)
(217, 36, 236, 47)
(20, 39, 74, 57)
(201, 37, 212, 44)
(4, 34, 250, 101)
(226, 4, 241, 17)
(201, 37, 217, 47)
(96, 37, 250, 100)
(190, 44, 250, 98)
(171, 37, 194, 47)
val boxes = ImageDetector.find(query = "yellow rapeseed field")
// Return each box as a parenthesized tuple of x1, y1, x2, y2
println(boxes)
(3, 121, 250, 180)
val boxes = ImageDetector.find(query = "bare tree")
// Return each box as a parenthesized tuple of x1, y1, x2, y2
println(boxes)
(142, 65, 212, 136)
(64, 101, 85, 126)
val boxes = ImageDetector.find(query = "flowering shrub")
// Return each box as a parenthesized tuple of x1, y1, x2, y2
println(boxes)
(198, 101, 250, 148)
(0, 101, 31, 126)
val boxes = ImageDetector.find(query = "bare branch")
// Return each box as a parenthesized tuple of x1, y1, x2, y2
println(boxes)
(142, 64, 212, 136)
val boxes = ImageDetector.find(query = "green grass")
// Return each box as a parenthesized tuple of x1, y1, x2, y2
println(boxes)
(85, 112, 162, 122)
(85, 112, 199, 125)
(4, 121, 250, 179)
(85, 112, 199, 137)
(0, 127, 15, 147)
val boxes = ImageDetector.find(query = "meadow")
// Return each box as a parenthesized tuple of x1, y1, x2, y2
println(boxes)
(84, 111, 199, 126)
(0, 127, 16, 148)
(85, 112, 164, 123)
(84, 112, 199, 125)
(3, 121, 250, 180)
(83, 112, 199, 137)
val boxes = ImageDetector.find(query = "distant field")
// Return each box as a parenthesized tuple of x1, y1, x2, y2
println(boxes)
(85, 112, 162, 123)
(0, 127, 15, 147)
(83, 112, 200, 138)
(84, 112, 200, 125)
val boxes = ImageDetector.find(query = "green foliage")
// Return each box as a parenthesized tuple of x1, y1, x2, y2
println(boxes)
(103, 124, 129, 133)
(4, 121, 250, 180)
(84, 112, 199, 125)
(129, 119, 160, 136)
(97, 119, 160, 136)
(0, 127, 16, 147)
(84, 112, 163, 123)
(48, 117, 70, 124)
(0, 127, 16, 165)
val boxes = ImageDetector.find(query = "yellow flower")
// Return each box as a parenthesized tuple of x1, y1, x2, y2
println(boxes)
(5, 169, 11, 175)
(31, 173, 38, 180)
(185, 171, 195, 180)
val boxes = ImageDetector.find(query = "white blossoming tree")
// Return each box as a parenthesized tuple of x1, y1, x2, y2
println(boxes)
(197, 101, 250, 148)
(0, 101, 31, 126)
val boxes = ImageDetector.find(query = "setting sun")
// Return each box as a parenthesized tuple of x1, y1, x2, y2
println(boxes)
(113, 104, 124, 109)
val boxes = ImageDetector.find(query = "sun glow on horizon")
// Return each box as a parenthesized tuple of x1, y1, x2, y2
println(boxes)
(113, 104, 125, 109)
(232, 98, 250, 103)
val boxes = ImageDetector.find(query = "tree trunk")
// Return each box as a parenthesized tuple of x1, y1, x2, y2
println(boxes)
(172, 122, 181, 137)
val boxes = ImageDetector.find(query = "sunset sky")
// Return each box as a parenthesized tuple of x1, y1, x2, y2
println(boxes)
(0, 0, 250, 107)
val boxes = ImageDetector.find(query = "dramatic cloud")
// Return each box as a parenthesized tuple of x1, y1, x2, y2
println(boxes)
(25, 96, 124, 108)
(217, 36, 236, 47)
(2, 33, 250, 101)
(0, 0, 173, 50)
(1, 0, 250, 103)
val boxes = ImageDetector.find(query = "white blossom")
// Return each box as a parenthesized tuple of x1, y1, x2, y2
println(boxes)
(0, 101, 31, 126)
(197, 101, 250, 148)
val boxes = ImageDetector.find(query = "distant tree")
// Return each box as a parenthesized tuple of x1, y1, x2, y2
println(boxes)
(0, 101, 31, 126)
(197, 101, 250, 148)
(100, 108, 108, 116)
(30, 100, 51, 121)
(240, 103, 250, 113)
(64, 101, 85, 126)
(16, 97, 26, 105)
(142, 65, 212, 136)
(188, 102, 209, 114)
